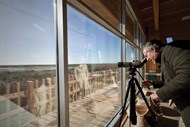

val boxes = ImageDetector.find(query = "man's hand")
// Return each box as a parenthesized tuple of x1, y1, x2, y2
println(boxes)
(142, 80, 161, 106)
(150, 91, 160, 107)
(142, 80, 153, 88)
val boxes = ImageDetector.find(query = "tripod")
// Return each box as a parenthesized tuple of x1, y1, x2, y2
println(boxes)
(118, 66, 159, 127)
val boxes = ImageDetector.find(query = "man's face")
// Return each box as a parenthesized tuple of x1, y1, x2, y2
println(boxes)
(143, 47, 159, 64)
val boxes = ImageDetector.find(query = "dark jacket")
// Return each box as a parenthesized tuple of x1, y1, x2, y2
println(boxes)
(153, 40, 190, 110)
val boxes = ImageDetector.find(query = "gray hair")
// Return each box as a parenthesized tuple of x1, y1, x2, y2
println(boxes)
(143, 42, 160, 52)
(143, 40, 165, 52)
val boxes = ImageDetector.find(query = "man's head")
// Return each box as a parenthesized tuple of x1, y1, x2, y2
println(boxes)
(143, 39, 165, 64)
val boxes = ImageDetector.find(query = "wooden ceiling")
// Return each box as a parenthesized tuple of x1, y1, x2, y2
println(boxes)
(76, 0, 190, 40)
(129, 0, 190, 32)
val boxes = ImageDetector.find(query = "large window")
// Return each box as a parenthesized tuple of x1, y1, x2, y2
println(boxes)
(67, 5, 121, 127)
(0, 0, 58, 126)
(0, 0, 145, 126)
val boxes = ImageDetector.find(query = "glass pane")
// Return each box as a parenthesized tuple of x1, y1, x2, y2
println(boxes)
(126, 43, 136, 79)
(126, 43, 136, 62)
(125, 8, 135, 43)
(0, 0, 58, 126)
(80, 0, 121, 30)
(68, 5, 121, 127)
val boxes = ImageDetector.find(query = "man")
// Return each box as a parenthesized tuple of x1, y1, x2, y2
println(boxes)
(142, 39, 190, 127)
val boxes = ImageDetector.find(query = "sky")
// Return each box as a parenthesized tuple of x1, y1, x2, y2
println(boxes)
(0, 0, 56, 65)
(0, 0, 135, 65)
(67, 5, 134, 64)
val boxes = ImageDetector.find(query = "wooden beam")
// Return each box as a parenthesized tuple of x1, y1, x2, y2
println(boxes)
(153, 0, 159, 31)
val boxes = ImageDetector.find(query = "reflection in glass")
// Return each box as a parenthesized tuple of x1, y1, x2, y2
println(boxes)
(126, 43, 136, 79)
(68, 5, 121, 127)
(80, 0, 121, 30)
(125, 7, 135, 43)
(0, 0, 58, 126)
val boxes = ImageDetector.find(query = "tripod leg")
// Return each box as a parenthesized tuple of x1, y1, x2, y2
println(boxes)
(118, 79, 131, 127)
(134, 78, 160, 127)
(130, 78, 137, 125)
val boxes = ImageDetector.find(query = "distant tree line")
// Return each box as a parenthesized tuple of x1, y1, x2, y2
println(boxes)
(0, 63, 118, 83)
(0, 70, 56, 83)
(68, 63, 118, 74)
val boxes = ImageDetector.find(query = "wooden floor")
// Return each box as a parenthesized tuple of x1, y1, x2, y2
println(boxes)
(23, 90, 186, 127)
(22, 110, 58, 127)
(69, 86, 120, 127)
(23, 85, 120, 127)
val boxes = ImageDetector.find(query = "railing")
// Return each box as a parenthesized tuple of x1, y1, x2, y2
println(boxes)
(0, 68, 119, 123)
(68, 69, 119, 102)
(0, 77, 57, 116)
